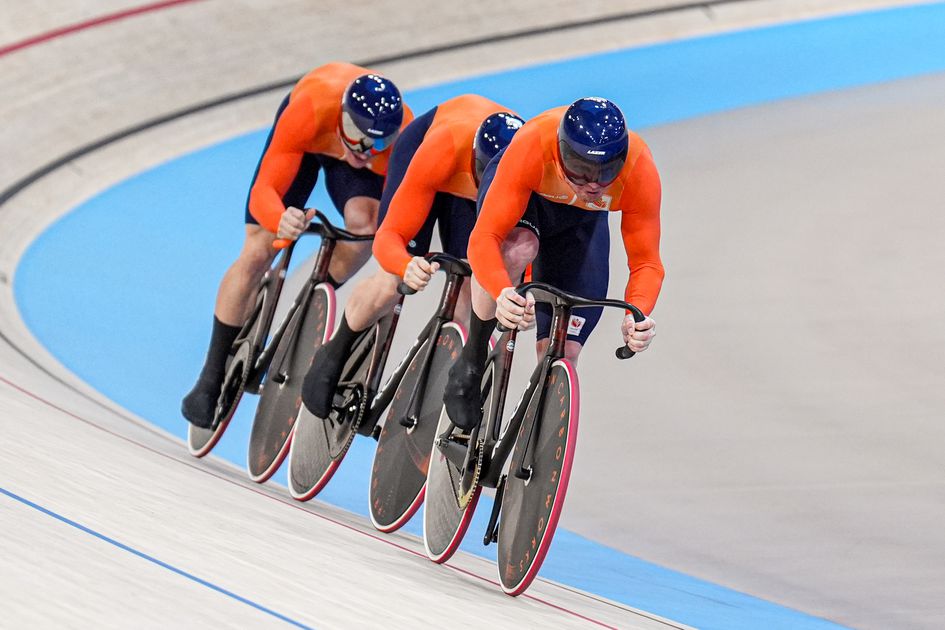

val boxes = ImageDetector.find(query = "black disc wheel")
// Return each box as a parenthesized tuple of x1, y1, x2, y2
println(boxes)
(369, 322, 465, 533)
(497, 359, 579, 596)
(247, 284, 334, 483)
(422, 359, 497, 563)
(187, 343, 250, 457)
(187, 282, 271, 457)
(286, 325, 376, 501)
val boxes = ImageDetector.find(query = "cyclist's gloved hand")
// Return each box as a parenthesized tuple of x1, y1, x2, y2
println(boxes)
(277, 207, 315, 241)
(403, 257, 440, 292)
(622, 314, 656, 353)
(497, 287, 536, 330)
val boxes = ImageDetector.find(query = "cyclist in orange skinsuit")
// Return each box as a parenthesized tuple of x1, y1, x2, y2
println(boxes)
(300, 94, 524, 419)
(182, 62, 413, 428)
(444, 97, 664, 431)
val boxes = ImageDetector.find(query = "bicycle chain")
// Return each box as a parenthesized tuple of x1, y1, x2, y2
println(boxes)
(457, 436, 484, 509)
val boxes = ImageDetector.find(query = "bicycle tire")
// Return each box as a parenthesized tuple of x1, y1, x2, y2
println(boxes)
(369, 322, 466, 533)
(496, 359, 579, 596)
(286, 323, 376, 501)
(246, 284, 335, 482)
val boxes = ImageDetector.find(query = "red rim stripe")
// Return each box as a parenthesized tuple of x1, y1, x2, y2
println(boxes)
(0, 0, 208, 58)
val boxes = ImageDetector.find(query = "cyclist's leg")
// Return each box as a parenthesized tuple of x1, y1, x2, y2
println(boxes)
(445, 191, 540, 430)
(344, 121, 440, 331)
(318, 154, 387, 285)
(301, 114, 436, 417)
(532, 205, 610, 365)
(183, 95, 319, 427)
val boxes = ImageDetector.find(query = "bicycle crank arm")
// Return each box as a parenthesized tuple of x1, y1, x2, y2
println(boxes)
(483, 474, 507, 546)
(435, 435, 470, 471)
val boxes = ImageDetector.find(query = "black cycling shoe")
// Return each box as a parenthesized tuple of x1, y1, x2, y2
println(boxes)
(181, 378, 220, 429)
(301, 341, 347, 418)
(443, 358, 483, 432)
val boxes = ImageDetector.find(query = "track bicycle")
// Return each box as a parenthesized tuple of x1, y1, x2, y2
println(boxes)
(187, 210, 372, 470)
(423, 281, 644, 595)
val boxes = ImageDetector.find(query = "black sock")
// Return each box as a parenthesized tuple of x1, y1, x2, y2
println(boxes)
(460, 311, 497, 369)
(197, 316, 241, 385)
(327, 313, 364, 353)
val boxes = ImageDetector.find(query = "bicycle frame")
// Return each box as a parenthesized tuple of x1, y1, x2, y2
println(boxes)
(246, 233, 334, 392)
(478, 287, 644, 489)
(244, 211, 371, 393)
(358, 258, 469, 435)
(478, 303, 569, 489)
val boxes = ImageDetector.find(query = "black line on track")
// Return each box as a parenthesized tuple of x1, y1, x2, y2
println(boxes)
(0, 0, 751, 207)
(0, 0, 749, 433)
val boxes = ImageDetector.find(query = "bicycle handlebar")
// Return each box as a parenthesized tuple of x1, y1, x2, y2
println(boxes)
(495, 282, 645, 360)
(397, 252, 472, 295)
(273, 209, 375, 250)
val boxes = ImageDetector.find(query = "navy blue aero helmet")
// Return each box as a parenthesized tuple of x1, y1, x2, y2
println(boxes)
(340, 74, 404, 155)
(557, 97, 628, 186)
(472, 112, 525, 184)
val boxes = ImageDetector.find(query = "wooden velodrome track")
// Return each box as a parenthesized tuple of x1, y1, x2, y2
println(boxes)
(2, 1, 943, 628)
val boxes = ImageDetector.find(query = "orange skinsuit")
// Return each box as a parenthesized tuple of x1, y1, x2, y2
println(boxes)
(371, 94, 519, 277)
(248, 62, 414, 233)
(468, 106, 664, 316)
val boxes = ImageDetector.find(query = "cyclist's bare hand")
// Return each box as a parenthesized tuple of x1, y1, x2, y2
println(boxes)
(403, 257, 439, 291)
(496, 287, 536, 330)
(277, 207, 315, 241)
(622, 314, 656, 353)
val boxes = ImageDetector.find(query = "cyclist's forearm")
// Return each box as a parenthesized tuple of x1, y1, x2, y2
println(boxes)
(468, 229, 512, 300)
(624, 262, 664, 316)
(372, 226, 413, 277)
(247, 186, 285, 233)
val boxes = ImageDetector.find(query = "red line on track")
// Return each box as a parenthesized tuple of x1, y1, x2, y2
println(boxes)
(0, 373, 618, 629)
(0, 0, 208, 58)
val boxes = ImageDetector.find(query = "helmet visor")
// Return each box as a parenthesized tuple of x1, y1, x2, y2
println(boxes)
(340, 111, 399, 155)
(558, 140, 626, 186)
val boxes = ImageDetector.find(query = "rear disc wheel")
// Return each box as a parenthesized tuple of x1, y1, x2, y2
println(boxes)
(286, 326, 376, 501)
(187, 342, 251, 457)
(422, 359, 495, 563)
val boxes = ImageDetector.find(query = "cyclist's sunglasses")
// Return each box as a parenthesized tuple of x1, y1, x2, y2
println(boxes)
(558, 141, 626, 187)
(339, 111, 398, 156)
